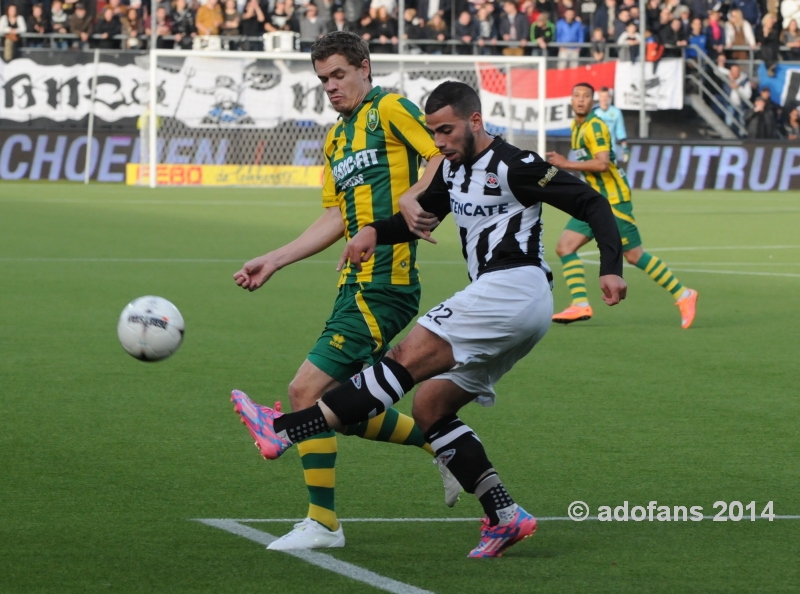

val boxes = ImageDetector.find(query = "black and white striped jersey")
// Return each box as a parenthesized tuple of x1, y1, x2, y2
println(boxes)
(370, 137, 623, 280)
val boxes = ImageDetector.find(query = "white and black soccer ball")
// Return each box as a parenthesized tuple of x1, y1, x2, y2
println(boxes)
(117, 296, 185, 362)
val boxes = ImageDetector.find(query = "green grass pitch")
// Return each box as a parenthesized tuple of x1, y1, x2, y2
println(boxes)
(1, 183, 799, 593)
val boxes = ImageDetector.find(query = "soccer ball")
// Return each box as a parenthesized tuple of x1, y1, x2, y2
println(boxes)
(117, 296, 185, 362)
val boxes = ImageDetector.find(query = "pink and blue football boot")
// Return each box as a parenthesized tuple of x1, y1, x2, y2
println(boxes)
(468, 507, 537, 558)
(231, 390, 292, 460)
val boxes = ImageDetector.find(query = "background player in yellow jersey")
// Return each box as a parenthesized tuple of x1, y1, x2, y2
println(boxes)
(233, 32, 449, 549)
(546, 83, 698, 329)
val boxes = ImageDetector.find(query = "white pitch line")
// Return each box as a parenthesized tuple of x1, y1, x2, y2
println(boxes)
(580, 259, 800, 279)
(0, 199, 320, 206)
(212, 516, 800, 523)
(196, 519, 433, 594)
(578, 245, 800, 257)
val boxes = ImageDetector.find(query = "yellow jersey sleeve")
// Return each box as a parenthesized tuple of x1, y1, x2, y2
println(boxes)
(585, 119, 612, 158)
(379, 95, 440, 161)
(322, 124, 341, 208)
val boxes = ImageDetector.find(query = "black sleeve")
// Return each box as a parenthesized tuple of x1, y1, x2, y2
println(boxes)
(367, 160, 452, 245)
(506, 152, 623, 277)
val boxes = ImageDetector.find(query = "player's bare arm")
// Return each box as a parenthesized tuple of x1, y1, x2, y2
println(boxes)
(234, 207, 344, 291)
(545, 149, 610, 173)
(398, 153, 445, 237)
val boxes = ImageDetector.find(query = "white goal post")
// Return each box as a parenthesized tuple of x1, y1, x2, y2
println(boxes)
(139, 50, 547, 187)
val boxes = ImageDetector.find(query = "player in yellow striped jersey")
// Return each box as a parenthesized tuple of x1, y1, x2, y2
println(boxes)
(546, 82, 698, 329)
(232, 32, 453, 550)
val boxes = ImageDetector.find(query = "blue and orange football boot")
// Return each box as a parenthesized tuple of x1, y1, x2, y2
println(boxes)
(231, 390, 292, 460)
(468, 507, 537, 558)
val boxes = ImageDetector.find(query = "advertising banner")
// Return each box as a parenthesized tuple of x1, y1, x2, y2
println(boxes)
(614, 59, 684, 111)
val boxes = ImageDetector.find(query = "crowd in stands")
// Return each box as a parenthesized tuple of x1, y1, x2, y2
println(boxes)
(2, 0, 800, 138)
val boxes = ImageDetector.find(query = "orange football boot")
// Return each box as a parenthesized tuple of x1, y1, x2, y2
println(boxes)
(676, 288, 698, 329)
(552, 304, 593, 324)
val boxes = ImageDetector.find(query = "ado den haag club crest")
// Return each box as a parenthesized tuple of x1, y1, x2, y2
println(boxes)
(367, 108, 379, 132)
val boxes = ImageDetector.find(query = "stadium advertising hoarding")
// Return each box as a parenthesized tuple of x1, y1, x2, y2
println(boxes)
(1, 56, 680, 134)
(2, 130, 800, 190)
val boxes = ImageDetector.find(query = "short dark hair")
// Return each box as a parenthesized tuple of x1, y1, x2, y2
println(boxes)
(424, 81, 482, 119)
(310, 31, 372, 82)
(574, 82, 595, 95)
(598, 86, 610, 93)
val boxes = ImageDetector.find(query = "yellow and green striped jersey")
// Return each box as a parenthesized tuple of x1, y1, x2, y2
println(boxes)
(570, 111, 632, 205)
(323, 87, 439, 287)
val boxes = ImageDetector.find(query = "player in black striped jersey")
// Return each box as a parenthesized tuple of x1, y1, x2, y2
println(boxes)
(232, 81, 626, 558)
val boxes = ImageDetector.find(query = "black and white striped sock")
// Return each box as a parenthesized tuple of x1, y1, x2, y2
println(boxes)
(321, 358, 415, 426)
(273, 359, 414, 444)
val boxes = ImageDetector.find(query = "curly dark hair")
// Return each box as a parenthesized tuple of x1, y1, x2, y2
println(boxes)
(424, 81, 482, 119)
(310, 31, 372, 82)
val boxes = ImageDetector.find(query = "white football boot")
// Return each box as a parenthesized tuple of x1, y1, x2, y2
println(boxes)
(267, 518, 345, 550)
(434, 457, 462, 507)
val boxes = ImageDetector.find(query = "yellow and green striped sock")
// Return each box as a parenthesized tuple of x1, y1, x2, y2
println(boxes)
(297, 431, 339, 531)
(561, 253, 589, 305)
(636, 252, 685, 299)
(343, 408, 434, 456)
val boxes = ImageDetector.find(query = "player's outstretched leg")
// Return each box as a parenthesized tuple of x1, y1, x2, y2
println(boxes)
(630, 250, 698, 329)
(424, 415, 536, 558)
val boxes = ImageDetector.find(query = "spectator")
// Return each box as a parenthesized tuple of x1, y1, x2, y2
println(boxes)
(499, 0, 529, 56)
(690, 0, 716, 21)
(356, 12, 373, 41)
(746, 96, 777, 138)
(107, 0, 126, 18)
(26, 3, 51, 48)
(369, 0, 395, 20)
(221, 0, 241, 47)
(50, 0, 69, 49)
(726, 63, 752, 108)
(686, 16, 706, 60)
(145, 6, 172, 48)
(725, 8, 756, 61)
(594, 0, 617, 41)
(342, 0, 364, 29)
(171, 0, 196, 49)
(1, 4, 25, 61)
(424, 12, 449, 53)
(68, 2, 92, 49)
(705, 8, 725, 60)
(315, 0, 336, 25)
(556, 8, 582, 68)
(196, 0, 224, 35)
(617, 20, 640, 61)
(455, 10, 478, 54)
(297, 2, 324, 49)
(63, 0, 80, 17)
(531, 11, 554, 56)
(661, 18, 687, 57)
(757, 13, 780, 76)
(534, 0, 557, 18)
(370, 5, 397, 53)
(265, 0, 291, 31)
(417, 0, 446, 24)
(327, 7, 347, 32)
(784, 106, 800, 139)
(760, 86, 780, 119)
(475, 5, 498, 54)
(644, 0, 659, 31)
(95, 5, 122, 48)
(730, 0, 761, 27)
(781, 18, 800, 60)
(613, 8, 630, 41)
(675, 5, 690, 37)
(120, 7, 143, 48)
(402, 7, 424, 39)
(591, 26, 606, 61)
(240, 0, 265, 48)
